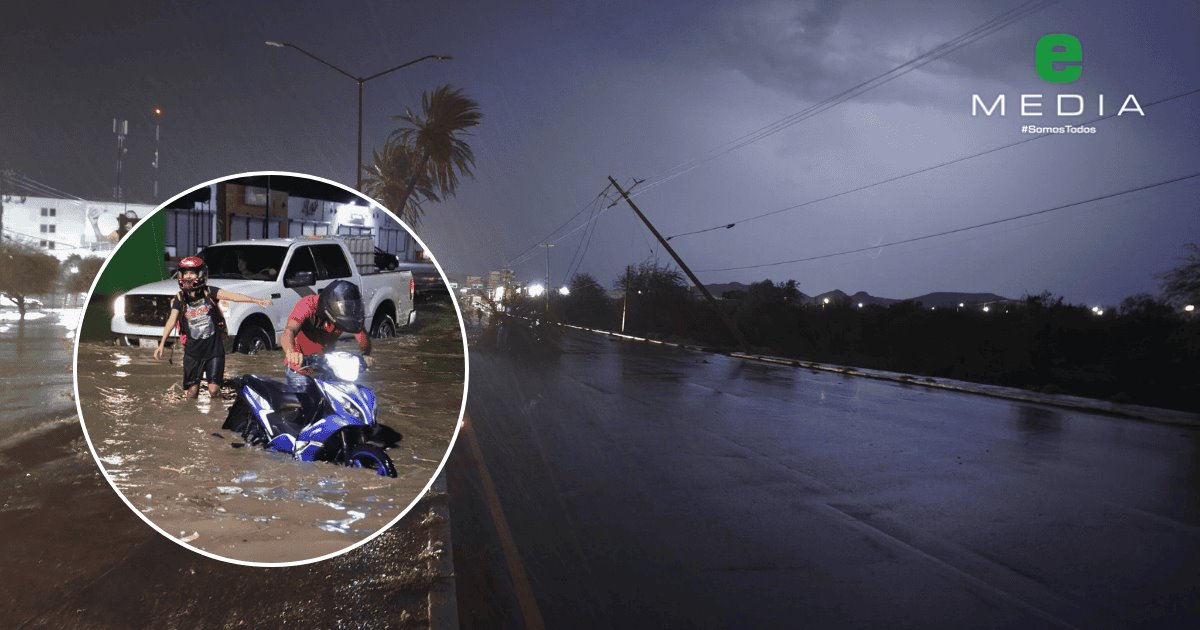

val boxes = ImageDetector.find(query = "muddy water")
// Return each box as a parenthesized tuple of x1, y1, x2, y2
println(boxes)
(0, 309, 78, 430)
(75, 309, 465, 564)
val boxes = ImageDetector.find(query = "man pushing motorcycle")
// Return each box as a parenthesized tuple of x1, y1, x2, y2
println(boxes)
(280, 279, 374, 391)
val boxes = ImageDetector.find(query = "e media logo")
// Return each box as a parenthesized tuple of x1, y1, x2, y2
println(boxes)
(1035, 34, 1082, 83)
(971, 33, 1143, 132)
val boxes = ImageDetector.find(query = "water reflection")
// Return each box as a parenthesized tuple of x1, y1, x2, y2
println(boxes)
(1014, 405, 1063, 436)
(74, 305, 465, 563)
(1012, 405, 1064, 459)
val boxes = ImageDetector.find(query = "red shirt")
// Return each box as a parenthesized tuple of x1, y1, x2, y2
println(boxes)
(285, 294, 370, 361)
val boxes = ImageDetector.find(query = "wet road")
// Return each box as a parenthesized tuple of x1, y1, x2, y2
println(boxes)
(0, 304, 460, 627)
(0, 309, 77, 430)
(451, 321, 1200, 628)
(75, 307, 465, 563)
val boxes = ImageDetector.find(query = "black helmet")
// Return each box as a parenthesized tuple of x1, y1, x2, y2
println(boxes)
(318, 280, 365, 333)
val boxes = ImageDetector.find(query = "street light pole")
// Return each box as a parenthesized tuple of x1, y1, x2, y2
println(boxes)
(152, 107, 163, 202)
(542, 243, 554, 315)
(265, 41, 451, 191)
(112, 118, 128, 202)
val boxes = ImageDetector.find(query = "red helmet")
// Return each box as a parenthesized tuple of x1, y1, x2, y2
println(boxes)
(178, 256, 208, 291)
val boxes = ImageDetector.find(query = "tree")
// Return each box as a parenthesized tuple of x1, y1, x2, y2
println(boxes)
(616, 261, 686, 296)
(614, 261, 690, 335)
(65, 256, 106, 294)
(745, 279, 801, 309)
(366, 85, 482, 226)
(564, 273, 610, 327)
(0, 241, 59, 319)
(1157, 242, 1200, 307)
(361, 136, 439, 226)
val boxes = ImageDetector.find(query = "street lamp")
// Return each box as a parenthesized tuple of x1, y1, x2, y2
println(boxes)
(265, 41, 451, 190)
(151, 106, 163, 201)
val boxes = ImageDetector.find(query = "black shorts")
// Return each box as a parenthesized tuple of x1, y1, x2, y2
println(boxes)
(182, 354, 225, 389)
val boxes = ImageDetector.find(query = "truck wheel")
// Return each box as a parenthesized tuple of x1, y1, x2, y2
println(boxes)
(370, 314, 397, 339)
(236, 324, 273, 355)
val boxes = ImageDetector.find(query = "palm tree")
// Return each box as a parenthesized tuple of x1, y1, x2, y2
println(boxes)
(376, 86, 482, 223)
(363, 86, 481, 226)
(361, 136, 440, 226)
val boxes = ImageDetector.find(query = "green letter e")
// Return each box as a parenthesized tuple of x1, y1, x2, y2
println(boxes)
(1036, 34, 1082, 83)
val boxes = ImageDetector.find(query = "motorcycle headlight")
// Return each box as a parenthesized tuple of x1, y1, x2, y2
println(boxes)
(342, 400, 363, 420)
(325, 353, 361, 381)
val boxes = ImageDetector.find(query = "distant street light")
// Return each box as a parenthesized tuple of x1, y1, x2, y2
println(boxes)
(559, 286, 570, 296)
(1184, 304, 1195, 312)
(983, 306, 990, 313)
(264, 41, 451, 190)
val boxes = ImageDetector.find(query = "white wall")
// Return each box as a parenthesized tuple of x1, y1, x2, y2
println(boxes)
(1, 195, 153, 260)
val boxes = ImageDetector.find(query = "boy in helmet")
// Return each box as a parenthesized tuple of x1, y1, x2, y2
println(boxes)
(280, 279, 373, 391)
(154, 256, 273, 398)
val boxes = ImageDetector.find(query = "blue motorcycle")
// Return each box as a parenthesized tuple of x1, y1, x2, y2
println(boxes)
(222, 351, 400, 477)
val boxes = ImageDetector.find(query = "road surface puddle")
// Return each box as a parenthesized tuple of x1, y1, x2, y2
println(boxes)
(75, 318, 464, 563)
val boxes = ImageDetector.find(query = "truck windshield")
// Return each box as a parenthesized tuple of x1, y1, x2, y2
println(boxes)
(203, 245, 288, 282)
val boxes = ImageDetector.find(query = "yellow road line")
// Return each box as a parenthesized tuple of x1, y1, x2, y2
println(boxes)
(462, 414, 546, 630)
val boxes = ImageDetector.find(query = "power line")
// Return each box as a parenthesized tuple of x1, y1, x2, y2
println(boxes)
(500, 184, 611, 269)
(667, 86, 1200, 241)
(629, 0, 1054, 199)
(6, 173, 88, 202)
(696, 171, 1200, 273)
(2, 227, 97, 252)
(493, 0, 1053, 276)
(563, 194, 603, 283)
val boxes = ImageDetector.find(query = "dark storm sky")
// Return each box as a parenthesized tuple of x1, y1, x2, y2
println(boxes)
(2, 0, 1197, 305)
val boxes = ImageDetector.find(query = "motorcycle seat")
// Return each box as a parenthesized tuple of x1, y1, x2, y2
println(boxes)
(241, 375, 307, 411)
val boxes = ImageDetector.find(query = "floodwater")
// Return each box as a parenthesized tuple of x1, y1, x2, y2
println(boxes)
(0, 308, 78, 433)
(74, 307, 465, 564)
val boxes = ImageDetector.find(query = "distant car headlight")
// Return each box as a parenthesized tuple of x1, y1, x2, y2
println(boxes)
(113, 294, 125, 318)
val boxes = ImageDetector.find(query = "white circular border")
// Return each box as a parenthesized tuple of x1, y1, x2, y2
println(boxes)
(72, 170, 470, 568)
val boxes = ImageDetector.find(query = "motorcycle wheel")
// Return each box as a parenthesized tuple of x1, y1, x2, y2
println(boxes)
(222, 397, 251, 433)
(223, 397, 268, 446)
(346, 444, 397, 478)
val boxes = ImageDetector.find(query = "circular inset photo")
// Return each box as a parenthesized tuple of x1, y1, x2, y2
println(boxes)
(74, 172, 467, 565)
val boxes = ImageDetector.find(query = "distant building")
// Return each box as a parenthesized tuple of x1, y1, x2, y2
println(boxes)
(0, 194, 154, 259)
(0, 176, 421, 268)
(487, 269, 513, 292)
(214, 179, 416, 261)
(466, 275, 484, 290)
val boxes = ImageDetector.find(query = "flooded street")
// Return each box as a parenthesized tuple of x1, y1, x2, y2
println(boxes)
(75, 305, 465, 563)
(0, 309, 78, 436)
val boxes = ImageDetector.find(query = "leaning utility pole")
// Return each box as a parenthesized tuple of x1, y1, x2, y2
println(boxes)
(608, 176, 750, 352)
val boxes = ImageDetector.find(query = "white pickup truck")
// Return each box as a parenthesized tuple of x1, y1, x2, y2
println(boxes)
(111, 237, 416, 352)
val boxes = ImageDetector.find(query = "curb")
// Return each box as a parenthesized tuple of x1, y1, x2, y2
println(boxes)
(532, 318, 1200, 429)
(427, 470, 459, 630)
